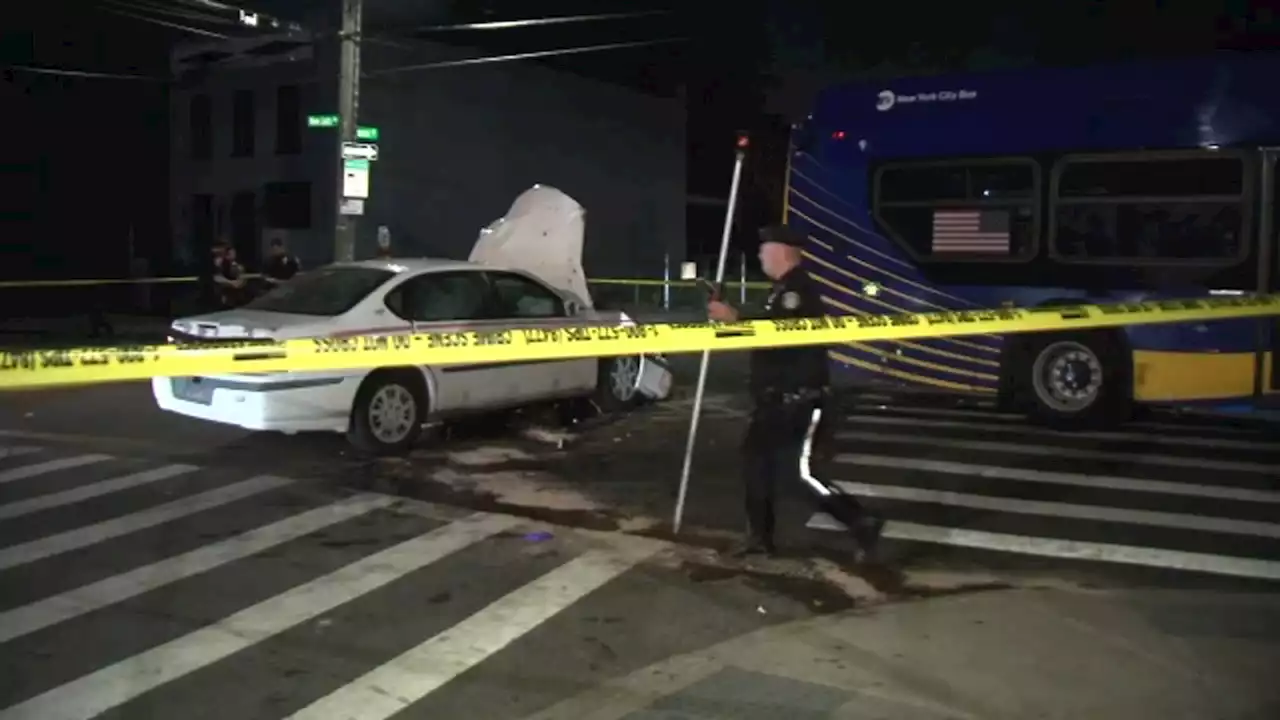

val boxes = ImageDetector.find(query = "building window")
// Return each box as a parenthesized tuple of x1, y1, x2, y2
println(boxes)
(276, 84, 302, 155)
(189, 94, 212, 160)
(190, 193, 214, 254)
(1049, 153, 1248, 264)
(262, 181, 311, 229)
(231, 90, 255, 157)
(872, 160, 1038, 261)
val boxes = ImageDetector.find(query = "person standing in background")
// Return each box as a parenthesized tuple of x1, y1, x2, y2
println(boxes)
(214, 242, 246, 306)
(262, 237, 301, 288)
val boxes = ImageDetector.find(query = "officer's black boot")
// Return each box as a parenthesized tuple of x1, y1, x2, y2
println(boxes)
(852, 515, 886, 564)
(728, 535, 776, 558)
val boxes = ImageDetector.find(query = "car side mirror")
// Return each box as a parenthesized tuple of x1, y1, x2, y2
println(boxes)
(563, 299, 581, 316)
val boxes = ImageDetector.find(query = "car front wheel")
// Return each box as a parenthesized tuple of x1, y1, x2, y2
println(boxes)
(594, 355, 642, 412)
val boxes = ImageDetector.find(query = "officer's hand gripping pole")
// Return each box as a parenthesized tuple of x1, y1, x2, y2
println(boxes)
(673, 133, 748, 535)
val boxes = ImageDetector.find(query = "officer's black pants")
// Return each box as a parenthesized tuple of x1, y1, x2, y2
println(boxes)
(742, 399, 870, 546)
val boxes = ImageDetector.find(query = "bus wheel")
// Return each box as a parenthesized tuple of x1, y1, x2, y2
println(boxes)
(1025, 332, 1130, 429)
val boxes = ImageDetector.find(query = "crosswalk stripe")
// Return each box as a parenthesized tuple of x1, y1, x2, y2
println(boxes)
(0, 475, 295, 572)
(831, 480, 1280, 539)
(835, 454, 1280, 504)
(0, 512, 521, 720)
(0, 447, 42, 461)
(842, 413, 1280, 452)
(0, 465, 200, 520)
(835, 430, 1280, 474)
(847, 402, 1277, 437)
(0, 455, 112, 484)
(0, 493, 398, 644)
(287, 539, 661, 720)
(806, 514, 1280, 582)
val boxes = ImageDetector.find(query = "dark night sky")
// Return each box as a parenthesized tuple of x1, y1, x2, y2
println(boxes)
(4, 0, 1280, 278)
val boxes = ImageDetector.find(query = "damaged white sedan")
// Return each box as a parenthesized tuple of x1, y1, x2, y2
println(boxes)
(153, 186, 672, 453)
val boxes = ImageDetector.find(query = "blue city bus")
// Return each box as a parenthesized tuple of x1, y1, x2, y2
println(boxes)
(786, 51, 1280, 426)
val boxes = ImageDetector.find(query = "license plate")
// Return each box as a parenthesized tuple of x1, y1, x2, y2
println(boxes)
(172, 377, 215, 405)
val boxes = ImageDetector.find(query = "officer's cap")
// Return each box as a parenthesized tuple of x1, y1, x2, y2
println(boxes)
(758, 224, 805, 248)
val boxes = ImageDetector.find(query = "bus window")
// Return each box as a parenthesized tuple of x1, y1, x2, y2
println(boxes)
(873, 160, 1038, 261)
(1050, 154, 1248, 264)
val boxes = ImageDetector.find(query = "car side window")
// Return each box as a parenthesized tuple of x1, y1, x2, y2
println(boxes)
(488, 272, 564, 319)
(385, 272, 491, 323)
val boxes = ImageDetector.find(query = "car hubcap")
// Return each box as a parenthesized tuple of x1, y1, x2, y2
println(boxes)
(368, 384, 416, 443)
(1034, 342, 1103, 413)
(609, 356, 640, 402)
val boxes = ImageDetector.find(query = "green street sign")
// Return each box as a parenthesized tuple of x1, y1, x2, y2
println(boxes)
(307, 115, 379, 141)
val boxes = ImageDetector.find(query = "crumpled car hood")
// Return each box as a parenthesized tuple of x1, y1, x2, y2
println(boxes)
(468, 184, 592, 308)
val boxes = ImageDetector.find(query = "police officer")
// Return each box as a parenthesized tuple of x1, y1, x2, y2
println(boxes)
(707, 224, 884, 561)
(262, 237, 301, 287)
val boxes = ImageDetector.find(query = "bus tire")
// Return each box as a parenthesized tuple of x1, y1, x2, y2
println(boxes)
(1023, 331, 1131, 429)
(347, 369, 427, 455)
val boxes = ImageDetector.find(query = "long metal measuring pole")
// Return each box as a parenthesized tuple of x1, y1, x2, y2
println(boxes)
(673, 140, 748, 534)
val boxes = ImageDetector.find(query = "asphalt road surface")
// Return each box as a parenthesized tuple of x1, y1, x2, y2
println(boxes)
(3, 379, 1279, 589)
(0, 436, 866, 719)
(627, 392, 1280, 589)
(1, 380, 1279, 718)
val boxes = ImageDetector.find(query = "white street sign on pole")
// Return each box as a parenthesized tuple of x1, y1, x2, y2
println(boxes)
(343, 159, 369, 198)
(341, 142, 379, 161)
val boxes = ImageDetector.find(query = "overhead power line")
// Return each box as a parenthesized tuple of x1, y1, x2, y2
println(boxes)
(5, 64, 166, 81)
(100, 5, 230, 39)
(7, 35, 686, 84)
(106, 0, 236, 26)
(409, 9, 672, 33)
(363, 36, 686, 78)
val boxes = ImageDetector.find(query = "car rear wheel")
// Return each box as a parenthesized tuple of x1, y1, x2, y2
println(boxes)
(594, 356, 641, 412)
(348, 370, 426, 454)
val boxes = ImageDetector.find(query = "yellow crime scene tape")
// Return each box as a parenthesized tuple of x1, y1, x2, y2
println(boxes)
(1, 294, 1278, 390)
(0, 275, 771, 289)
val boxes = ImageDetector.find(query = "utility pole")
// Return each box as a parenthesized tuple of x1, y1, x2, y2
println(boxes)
(333, 0, 362, 262)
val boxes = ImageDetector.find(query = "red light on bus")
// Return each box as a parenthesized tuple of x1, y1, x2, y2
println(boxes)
(832, 131, 846, 140)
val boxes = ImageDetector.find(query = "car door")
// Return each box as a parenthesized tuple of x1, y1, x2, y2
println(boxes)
(484, 271, 597, 400)
(384, 270, 507, 413)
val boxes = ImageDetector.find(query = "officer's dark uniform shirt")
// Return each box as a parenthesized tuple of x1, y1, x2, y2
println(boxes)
(264, 254, 300, 282)
(745, 266, 829, 396)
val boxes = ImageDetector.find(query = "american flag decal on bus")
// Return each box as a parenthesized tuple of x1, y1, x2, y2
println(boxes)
(931, 209, 1011, 253)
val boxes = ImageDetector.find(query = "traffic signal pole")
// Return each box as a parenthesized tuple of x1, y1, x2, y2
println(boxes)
(333, 0, 363, 262)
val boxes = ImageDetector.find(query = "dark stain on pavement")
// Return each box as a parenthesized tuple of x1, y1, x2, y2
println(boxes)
(367, 470, 625, 532)
(678, 560, 857, 614)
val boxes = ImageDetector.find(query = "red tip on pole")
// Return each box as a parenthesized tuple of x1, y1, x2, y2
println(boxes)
(735, 133, 749, 149)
